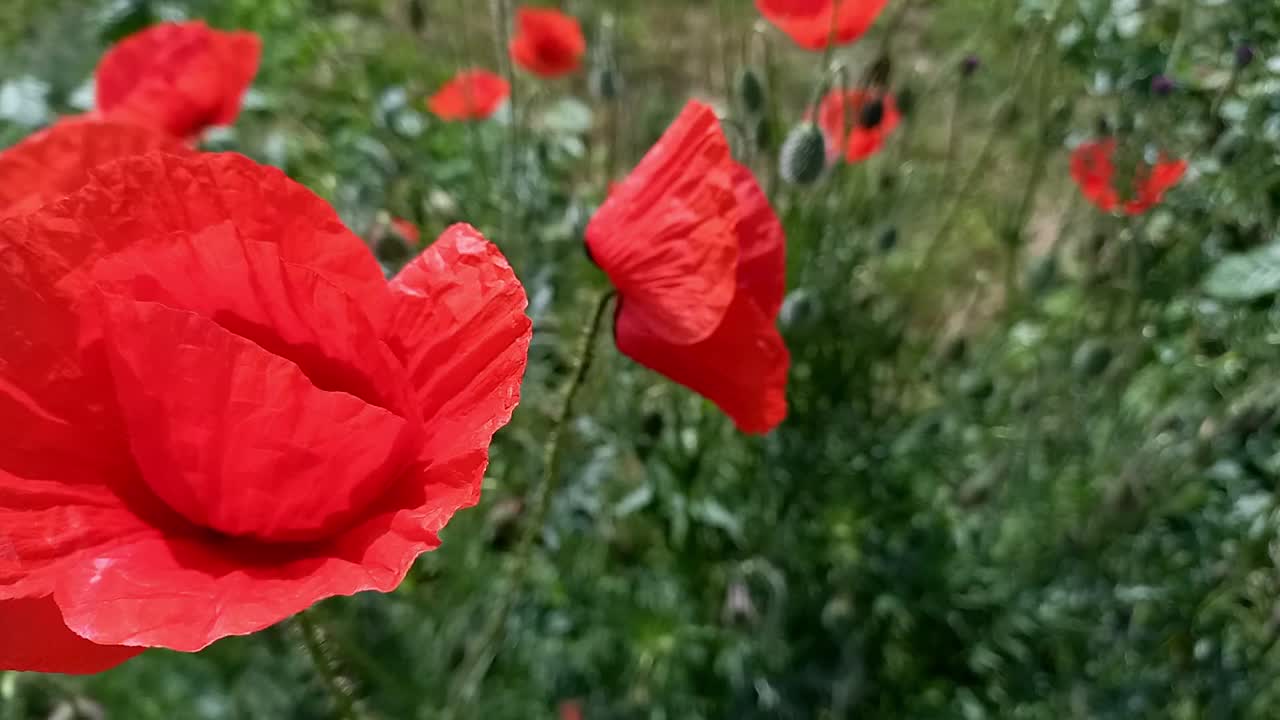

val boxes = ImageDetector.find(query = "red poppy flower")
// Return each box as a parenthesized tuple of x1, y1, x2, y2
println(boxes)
(559, 700, 585, 720)
(427, 70, 511, 121)
(0, 118, 189, 219)
(1070, 139, 1187, 215)
(0, 152, 531, 673)
(392, 217, 421, 245)
(95, 21, 261, 139)
(756, 0, 889, 51)
(812, 89, 900, 163)
(510, 7, 586, 78)
(586, 101, 789, 434)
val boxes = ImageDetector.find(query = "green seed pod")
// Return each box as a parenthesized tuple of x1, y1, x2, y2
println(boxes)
(779, 123, 827, 186)
(736, 67, 766, 115)
(957, 370, 994, 401)
(1072, 339, 1113, 378)
(1026, 252, 1058, 295)
(755, 114, 775, 152)
(877, 226, 898, 253)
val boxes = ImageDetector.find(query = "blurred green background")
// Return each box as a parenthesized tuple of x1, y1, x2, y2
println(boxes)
(5, 0, 1280, 718)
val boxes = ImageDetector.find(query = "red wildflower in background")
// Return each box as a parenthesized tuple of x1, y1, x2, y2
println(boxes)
(428, 70, 511, 120)
(586, 101, 789, 434)
(0, 119, 188, 218)
(813, 89, 900, 163)
(392, 217, 421, 245)
(95, 21, 261, 139)
(1070, 139, 1187, 215)
(756, 0, 889, 51)
(510, 6, 586, 78)
(0, 152, 531, 673)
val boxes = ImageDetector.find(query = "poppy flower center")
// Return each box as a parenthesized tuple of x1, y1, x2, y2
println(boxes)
(84, 225, 422, 543)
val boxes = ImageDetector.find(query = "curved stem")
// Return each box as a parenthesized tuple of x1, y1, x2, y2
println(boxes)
(294, 612, 362, 720)
(444, 289, 615, 714)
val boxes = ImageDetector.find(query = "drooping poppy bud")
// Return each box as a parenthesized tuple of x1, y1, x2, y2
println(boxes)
(779, 122, 827, 185)
(737, 67, 767, 115)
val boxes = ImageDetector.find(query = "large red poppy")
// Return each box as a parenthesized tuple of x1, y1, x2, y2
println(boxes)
(756, 0, 889, 51)
(1070, 139, 1187, 215)
(0, 118, 189, 218)
(510, 6, 586, 78)
(95, 21, 261, 139)
(0, 152, 532, 673)
(427, 70, 511, 121)
(813, 89, 900, 163)
(586, 101, 789, 434)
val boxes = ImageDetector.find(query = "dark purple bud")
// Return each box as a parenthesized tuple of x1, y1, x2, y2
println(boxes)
(961, 54, 980, 78)
(1236, 45, 1255, 68)
(1151, 74, 1175, 97)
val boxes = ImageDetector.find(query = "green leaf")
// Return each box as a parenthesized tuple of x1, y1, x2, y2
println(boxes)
(1204, 242, 1280, 301)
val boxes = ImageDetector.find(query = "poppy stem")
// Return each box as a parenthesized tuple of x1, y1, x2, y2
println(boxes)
(444, 288, 616, 713)
(294, 611, 363, 720)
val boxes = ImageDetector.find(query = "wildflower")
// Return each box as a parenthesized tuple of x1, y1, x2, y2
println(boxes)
(1070, 139, 1186, 215)
(755, 0, 889, 51)
(0, 152, 531, 673)
(510, 7, 586, 78)
(813, 89, 900, 163)
(428, 70, 510, 120)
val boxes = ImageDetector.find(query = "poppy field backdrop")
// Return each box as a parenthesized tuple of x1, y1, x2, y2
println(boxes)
(4, 0, 1280, 718)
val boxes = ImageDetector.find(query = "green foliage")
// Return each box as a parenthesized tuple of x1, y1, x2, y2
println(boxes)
(5, 1, 1280, 719)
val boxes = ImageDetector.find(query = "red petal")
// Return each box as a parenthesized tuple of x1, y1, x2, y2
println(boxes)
(617, 294, 789, 434)
(813, 90, 900, 163)
(510, 7, 586, 78)
(52, 453, 482, 652)
(1070, 139, 1120, 212)
(0, 596, 141, 674)
(40, 152, 388, 313)
(97, 295, 415, 543)
(1125, 157, 1186, 215)
(756, 0, 889, 51)
(731, 163, 786, 318)
(96, 21, 261, 138)
(0, 119, 188, 218)
(427, 70, 511, 121)
(391, 217, 421, 245)
(586, 101, 739, 345)
(387, 224, 532, 463)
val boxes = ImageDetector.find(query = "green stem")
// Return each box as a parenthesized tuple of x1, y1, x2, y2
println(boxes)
(294, 612, 362, 720)
(445, 289, 615, 714)
(490, 0, 519, 246)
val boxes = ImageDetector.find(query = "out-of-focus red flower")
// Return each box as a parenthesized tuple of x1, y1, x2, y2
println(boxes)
(95, 21, 261, 139)
(558, 700, 584, 720)
(510, 7, 586, 78)
(756, 0, 889, 51)
(812, 89, 900, 163)
(0, 118, 188, 218)
(1070, 139, 1187, 215)
(0, 152, 531, 674)
(586, 101, 789, 434)
(392, 217, 421, 245)
(428, 70, 511, 121)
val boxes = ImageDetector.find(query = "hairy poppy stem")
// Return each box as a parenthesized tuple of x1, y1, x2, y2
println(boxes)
(294, 611, 363, 720)
(445, 289, 616, 714)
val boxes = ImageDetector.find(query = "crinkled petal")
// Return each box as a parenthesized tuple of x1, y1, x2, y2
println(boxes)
(52, 453, 481, 652)
(731, 163, 786, 318)
(586, 100, 739, 345)
(617, 294, 789, 434)
(387, 224, 532, 464)
(0, 596, 142, 673)
(1125, 157, 1187, 215)
(0, 119, 188, 219)
(97, 296, 413, 543)
(41, 152, 389, 315)
(96, 21, 261, 138)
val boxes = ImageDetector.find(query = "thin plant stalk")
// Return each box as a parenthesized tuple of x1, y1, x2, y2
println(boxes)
(294, 611, 363, 720)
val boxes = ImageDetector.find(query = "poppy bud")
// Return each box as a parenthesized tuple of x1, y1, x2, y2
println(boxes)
(960, 54, 980, 78)
(779, 122, 827, 186)
(896, 86, 916, 116)
(408, 0, 427, 32)
(1151, 74, 1175, 97)
(877, 226, 898, 253)
(958, 370, 994, 400)
(736, 67, 767, 115)
(755, 114, 775, 152)
(1236, 45, 1255, 68)
(1026, 252, 1058, 295)
(859, 98, 885, 129)
(1072, 339, 1113, 378)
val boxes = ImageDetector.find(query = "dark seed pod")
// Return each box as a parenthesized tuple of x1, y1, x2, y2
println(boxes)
(859, 98, 885, 129)
(408, 0, 427, 32)
(1072, 339, 1113, 378)
(1236, 45, 1255, 68)
(736, 67, 766, 115)
(960, 54, 981, 78)
(779, 123, 827, 186)
(1151, 74, 1175, 97)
